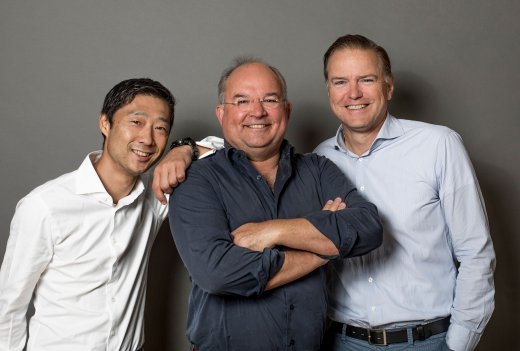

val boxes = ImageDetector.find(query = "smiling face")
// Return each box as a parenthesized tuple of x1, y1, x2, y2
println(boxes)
(98, 94, 171, 180)
(216, 62, 291, 161)
(326, 48, 394, 141)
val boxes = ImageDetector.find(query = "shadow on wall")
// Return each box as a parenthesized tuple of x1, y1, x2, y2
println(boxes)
(472, 161, 517, 350)
(392, 71, 517, 349)
(287, 103, 337, 153)
(390, 70, 441, 124)
(145, 221, 191, 350)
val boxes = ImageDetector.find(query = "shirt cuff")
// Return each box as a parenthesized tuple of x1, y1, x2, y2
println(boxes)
(196, 136, 224, 150)
(446, 322, 482, 351)
(198, 149, 216, 159)
(196, 136, 224, 159)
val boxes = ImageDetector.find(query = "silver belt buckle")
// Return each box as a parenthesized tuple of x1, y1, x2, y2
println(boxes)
(367, 328, 388, 346)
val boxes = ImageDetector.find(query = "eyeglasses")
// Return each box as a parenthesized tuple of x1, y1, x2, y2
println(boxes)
(222, 97, 285, 111)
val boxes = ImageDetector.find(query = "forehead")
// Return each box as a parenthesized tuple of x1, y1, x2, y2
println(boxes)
(120, 94, 169, 113)
(112, 94, 171, 126)
(226, 63, 282, 96)
(328, 48, 382, 75)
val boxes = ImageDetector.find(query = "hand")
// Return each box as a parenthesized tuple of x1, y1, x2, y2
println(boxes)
(322, 197, 347, 211)
(231, 222, 278, 252)
(152, 145, 193, 204)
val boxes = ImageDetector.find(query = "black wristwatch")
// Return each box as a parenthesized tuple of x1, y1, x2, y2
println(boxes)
(169, 137, 200, 161)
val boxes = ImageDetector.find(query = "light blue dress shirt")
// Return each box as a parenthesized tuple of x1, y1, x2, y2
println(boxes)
(314, 115, 495, 351)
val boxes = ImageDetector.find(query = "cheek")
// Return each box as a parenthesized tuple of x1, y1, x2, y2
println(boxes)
(329, 91, 344, 105)
(155, 134, 169, 149)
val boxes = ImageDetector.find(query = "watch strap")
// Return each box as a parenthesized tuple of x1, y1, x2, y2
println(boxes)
(169, 137, 199, 161)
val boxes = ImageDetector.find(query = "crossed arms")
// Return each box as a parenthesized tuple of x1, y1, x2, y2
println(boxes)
(165, 149, 382, 296)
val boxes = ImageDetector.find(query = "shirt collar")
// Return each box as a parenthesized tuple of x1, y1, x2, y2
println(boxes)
(223, 139, 293, 164)
(75, 151, 145, 205)
(223, 139, 294, 179)
(334, 114, 404, 156)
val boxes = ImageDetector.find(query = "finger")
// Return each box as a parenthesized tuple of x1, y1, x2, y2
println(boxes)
(322, 199, 334, 211)
(152, 173, 167, 205)
(327, 198, 344, 212)
(169, 163, 186, 185)
(329, 198, 342, 211)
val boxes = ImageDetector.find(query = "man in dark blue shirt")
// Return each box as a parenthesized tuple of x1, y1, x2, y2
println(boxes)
(168, 58, 383, 350)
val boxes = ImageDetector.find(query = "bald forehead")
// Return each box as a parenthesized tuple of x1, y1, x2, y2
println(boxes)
(229, 63, 279, 83)
(225, 63, 284, 96)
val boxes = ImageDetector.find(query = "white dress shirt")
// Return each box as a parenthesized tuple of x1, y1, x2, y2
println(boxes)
(314, 115, 495, 351)
(0, 151, 167, 351)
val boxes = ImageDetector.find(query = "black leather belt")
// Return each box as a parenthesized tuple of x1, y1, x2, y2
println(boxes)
(330, 316, 450, 346)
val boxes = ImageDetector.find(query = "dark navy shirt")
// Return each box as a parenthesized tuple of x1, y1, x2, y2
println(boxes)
(169, 140, 382, 351)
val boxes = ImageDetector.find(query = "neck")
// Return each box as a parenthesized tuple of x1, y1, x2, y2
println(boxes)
(342, 129, 377, 156)
(94, 156, 138, 204)
(342, 117, 386, 156)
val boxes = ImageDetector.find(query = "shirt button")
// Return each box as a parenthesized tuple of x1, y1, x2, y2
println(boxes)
(110, 330, 115, 336)
(289, 340, 295, 346)
(290, 304, 295, 310)
(368, 277, 373, 283)
(359, 186, 365, 191)
(256, 175, 262, 180)
(112, 297, 116, 302)
(371, 306, 376, 312)
(358, 158, 363, 162)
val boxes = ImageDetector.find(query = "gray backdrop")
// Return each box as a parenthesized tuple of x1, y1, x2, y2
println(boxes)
(1, 1, 518, 350)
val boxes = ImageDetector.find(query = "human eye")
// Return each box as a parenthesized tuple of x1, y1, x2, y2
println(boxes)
(262, 97, 279, 104)
(155, 125, 168, 134)
(360, 77, 376, 84)
(262, 97, 279, 106)
(235, 99, 250, 107)
(331, 79, 347, 87)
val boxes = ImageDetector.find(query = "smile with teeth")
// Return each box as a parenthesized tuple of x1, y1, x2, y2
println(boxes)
(347, 104, 368, 110)
(246, 124, 270, 129)
(133, 149, 152, 157)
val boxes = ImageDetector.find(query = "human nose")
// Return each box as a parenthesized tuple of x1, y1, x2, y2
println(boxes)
(347, 82, 362, 99)
(138, 125, 154, 145)
(249, 98, 267, 116)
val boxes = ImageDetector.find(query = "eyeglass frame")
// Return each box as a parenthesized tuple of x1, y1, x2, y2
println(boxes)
(221, 96, 287, 111)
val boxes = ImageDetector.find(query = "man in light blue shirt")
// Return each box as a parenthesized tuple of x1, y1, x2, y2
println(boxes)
(317, 34, 495, 351)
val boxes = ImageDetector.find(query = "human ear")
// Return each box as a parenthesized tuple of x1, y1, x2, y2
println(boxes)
(99, 114, 110, 137)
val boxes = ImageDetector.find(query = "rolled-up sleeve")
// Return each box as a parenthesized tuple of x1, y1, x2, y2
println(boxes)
(169, 166, 284, 297)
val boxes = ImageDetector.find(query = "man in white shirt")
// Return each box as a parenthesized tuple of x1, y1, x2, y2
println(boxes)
(0, 78, 182, 351)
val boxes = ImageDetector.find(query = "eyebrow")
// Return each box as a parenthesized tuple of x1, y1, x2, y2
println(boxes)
(359, 74, 378, 79)
(129, 111, 170, 123)
(330, 74, 379, 81)
(231, 92, 281, 99)
(130, 111, 147, 116)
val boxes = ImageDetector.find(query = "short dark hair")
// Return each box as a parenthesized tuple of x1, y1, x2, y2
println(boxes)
(217, 57, 288, 104)
(101, 78, 176, 127)
(323, 34, 392, 82)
